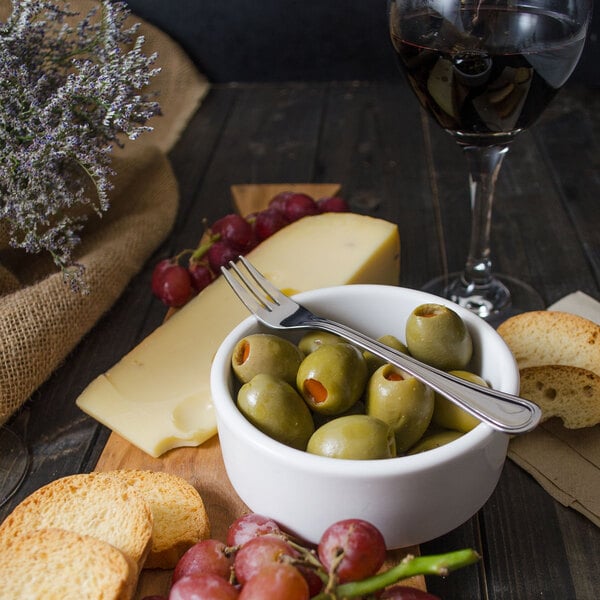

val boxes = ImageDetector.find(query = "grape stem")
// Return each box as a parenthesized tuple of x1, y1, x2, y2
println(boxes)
(189, 238, 216, 262)
(178, 218, 222, 264)
(171, 233, 221, 265)
(311, 549, 480, 599)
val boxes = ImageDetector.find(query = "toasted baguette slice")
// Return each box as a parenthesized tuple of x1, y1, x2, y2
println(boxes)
(0, 528, 136, 600)
(519, 365, 600, 428)
(0, 473, 153, 573)
(498, 310, 600, 428)
(497, 310, 600, 372)
(96, 469, 210, 569)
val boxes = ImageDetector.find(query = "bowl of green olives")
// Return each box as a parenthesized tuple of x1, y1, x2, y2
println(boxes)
(210, 284, 519, 549)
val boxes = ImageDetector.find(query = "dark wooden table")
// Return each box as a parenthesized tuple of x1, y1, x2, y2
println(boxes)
(2, 81, 599, 599)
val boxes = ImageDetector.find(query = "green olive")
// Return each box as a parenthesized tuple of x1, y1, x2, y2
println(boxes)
(298, 331, 343, 355)
(363, 334, 409, 375)
(296, 343, 368, 415)
(432, 370, 485, 432)
(365, 364, 434, 453)
(312, 400, 366, 429)
(407, 429, 463, 454)
(232, 333, 303, 385)
(405, 303, 473, 371)
(237, 373, 314, 450)
(307, 414, 396, 459)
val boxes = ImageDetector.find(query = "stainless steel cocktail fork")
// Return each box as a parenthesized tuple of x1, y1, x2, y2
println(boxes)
(221, 256, 541, 435)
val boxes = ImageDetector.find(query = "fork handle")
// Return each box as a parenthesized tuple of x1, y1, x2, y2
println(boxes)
(305, 316, 541, 435)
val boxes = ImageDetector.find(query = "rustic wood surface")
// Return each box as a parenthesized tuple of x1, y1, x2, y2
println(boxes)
(2, 81, 599, 599)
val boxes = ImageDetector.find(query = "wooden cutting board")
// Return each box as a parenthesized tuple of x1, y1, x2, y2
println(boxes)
(94, 184, 427, 598)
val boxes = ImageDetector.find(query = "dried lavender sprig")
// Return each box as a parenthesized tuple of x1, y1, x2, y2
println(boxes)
(0, 0, 161, 292)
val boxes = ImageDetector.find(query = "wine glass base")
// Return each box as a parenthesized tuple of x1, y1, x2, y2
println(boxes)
(0, 426, 30, 507)
(422, 272, 545, 324)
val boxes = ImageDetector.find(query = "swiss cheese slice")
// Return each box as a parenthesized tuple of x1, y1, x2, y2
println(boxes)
(76, 212, 400, 457)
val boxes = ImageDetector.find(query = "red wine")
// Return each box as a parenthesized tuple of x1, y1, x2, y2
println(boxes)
(390, 7, 587, 144)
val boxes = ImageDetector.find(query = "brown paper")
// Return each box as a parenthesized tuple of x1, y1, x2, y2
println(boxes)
(507, 291, 600, 527)
(0, 1, 209, 425)
(509, 420, 600, 527)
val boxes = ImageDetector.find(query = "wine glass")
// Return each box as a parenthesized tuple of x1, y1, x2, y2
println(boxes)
(0, 425, 30, 507)
(388, 0, 593, 320)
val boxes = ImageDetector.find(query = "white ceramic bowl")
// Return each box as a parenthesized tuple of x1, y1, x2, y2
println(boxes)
(210, 285, 518, 549)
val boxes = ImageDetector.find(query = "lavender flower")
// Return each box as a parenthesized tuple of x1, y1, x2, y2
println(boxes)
(0, 0, 161, 291)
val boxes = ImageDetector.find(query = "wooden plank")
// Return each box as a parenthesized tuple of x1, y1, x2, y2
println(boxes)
(531, 90, 600, 300)
(492, 127, 595, 305)
(200, 83, 327, 188)
(480, 461, 579, 598)
(166, 86, 240, 250)
(314, 82, 456, 289)
(415, 112, 473, 282)
(420, 515, 485, 599)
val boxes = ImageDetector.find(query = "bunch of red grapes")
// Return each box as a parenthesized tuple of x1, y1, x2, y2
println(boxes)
(143, 514, 440, 600)
(151, 191, 349, 309)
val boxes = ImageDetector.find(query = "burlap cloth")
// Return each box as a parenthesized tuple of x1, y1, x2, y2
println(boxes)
(0, 1, 210, 425)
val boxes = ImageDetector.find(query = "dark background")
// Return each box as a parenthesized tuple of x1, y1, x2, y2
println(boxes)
(124, 0, 599, 86)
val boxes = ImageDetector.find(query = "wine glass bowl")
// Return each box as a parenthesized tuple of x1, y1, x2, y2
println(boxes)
(388, 0, 593, 319)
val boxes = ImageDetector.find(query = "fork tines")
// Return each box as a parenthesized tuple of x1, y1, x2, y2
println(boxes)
(221, 256, 280, 314)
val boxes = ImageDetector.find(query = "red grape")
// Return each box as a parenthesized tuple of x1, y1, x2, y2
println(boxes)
(283, 193, 319, 222)
(238, 564, 309, 600)
(233, 536, 298, 585)
(380, 586, 442, 600)
(318, 519, 386, 583)
(253, 208, 289, 241)
(151, 258, 175, 297)
(207, 241, 240, 272)
(317, 196, 350, 213)
(188, 261, 215, 292)
(297, 565, 324, 596)
(173, 539, 233, 585)
(169, 574, 239, 600)
(268, 191, 295, 213)
(211, 214, 254, 252)
(226, 514, 282, 547)
(155, 264, 194, 307)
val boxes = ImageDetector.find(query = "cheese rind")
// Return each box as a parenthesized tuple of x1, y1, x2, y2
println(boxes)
(76, 212, 400, 457)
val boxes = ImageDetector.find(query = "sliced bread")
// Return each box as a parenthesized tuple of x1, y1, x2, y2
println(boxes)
(498, 310, 600, 428)
(95, 469, 211, 569)
(0, 527, 137, 600)
(518, 365, 600, 428)
(497, 310, 600, 372)
(0, 472, 153, 573)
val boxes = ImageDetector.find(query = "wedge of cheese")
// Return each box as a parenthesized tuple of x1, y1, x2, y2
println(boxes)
(76, 212, 400, 457)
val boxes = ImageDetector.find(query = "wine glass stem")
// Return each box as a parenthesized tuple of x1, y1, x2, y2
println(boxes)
(462, 144, 509, 286)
